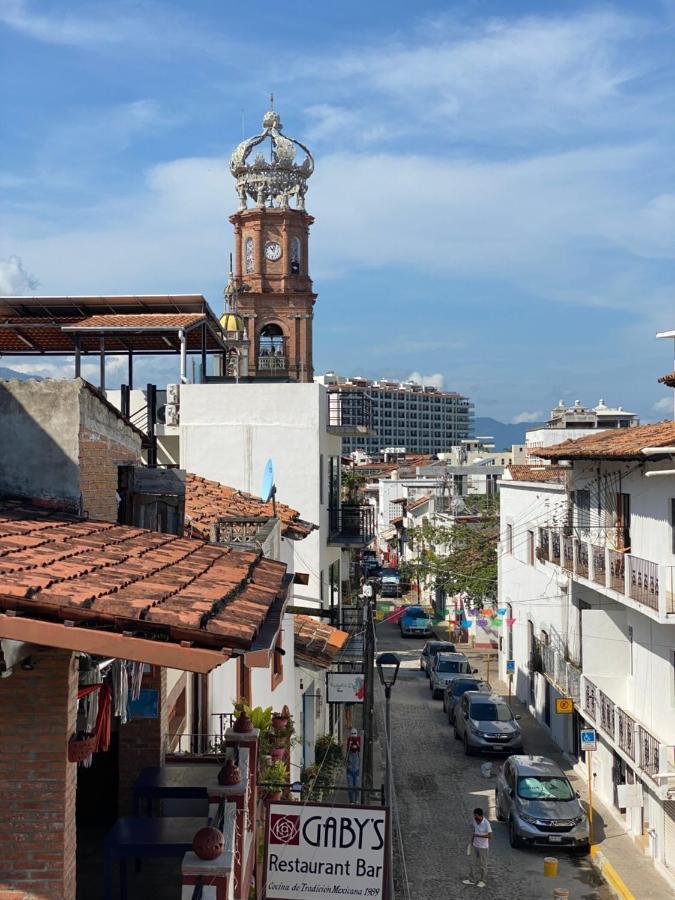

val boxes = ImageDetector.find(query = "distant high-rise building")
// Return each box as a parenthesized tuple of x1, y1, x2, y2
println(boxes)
(316, 373, 474, 455)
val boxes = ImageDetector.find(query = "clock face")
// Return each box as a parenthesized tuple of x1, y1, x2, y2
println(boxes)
(264, 240, 282, 261)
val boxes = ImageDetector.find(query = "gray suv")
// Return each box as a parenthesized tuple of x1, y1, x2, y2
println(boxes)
(495, 756, 589, 851)
(429, 652, 475, 699)
(454, 692, 523, 754)
(443, 677, 491, 724)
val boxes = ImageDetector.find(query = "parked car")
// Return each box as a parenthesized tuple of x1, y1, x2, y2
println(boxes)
(428, 652, 476, 699)
(443, 677, 491, 721)
(495, 755, 589, 851)
(420, 640, 457, 677)
(399, 605, 432, 638)
(380, 568, 401, 598)
(454, 692, 523, 754)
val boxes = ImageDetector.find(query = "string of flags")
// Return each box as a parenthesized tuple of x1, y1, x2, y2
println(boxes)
(377, 603, 517, 629)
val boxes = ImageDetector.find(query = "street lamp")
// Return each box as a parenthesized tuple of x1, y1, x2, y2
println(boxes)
(376, 652, 400, 900)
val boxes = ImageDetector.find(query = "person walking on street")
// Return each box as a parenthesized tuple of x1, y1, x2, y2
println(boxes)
(463, 807, 492, 888)
(345, 729, 361, 803)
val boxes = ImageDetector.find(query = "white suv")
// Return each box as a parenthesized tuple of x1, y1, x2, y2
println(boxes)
(428, 652, 475, 699)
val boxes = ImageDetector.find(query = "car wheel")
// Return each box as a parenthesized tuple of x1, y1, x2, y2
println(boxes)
(453, 723, 461, 741)
(442, 695, 447, 712)
(432, 689, 441, 700)
(495, 790, 505, 822)
(464, 735, 473, 756)
(508, 818, 522, 848)
(574, 841, 590, 856)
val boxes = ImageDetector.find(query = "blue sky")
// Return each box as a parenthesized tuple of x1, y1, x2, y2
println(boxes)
(1, 0, 675, 422)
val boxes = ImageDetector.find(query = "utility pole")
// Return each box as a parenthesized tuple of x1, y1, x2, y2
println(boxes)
(361, 599, 375, 803)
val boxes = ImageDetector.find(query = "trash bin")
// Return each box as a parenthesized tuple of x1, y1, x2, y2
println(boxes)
(544, 857, 559, 877)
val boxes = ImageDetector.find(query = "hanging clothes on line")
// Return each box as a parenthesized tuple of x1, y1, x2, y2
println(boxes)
(111, 659, 129, 724)
(129, 661, 144, 701)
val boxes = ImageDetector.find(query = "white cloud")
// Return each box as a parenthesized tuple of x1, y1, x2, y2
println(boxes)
(0, 255, 37, 294)
(511, 411, 543, 424)
(653, 396, 674, 414)
(407, 372, 445, 390)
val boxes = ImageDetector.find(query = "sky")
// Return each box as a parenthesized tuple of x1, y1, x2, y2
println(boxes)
(1, 0, 675, 423)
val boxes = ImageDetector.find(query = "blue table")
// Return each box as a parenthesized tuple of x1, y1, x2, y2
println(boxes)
(103, 816, 206, 900)
(133, 764, 220, 816)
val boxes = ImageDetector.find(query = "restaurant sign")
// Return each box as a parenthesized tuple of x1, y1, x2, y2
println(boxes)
(264, 801, 389, 899)
(326, 671, 365, 703)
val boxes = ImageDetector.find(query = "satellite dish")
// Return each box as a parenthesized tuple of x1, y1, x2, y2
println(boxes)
(261, 458, 276, 507)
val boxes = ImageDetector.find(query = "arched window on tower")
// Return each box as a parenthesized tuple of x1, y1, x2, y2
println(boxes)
(290, 237, 301, 274)
(258, 324, 286, 371)
(245, 237, 254, 274)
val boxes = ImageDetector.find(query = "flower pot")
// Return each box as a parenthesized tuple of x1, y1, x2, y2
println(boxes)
(268, 790, 282, 802)
(68, 734, 97, 763)
(272, 716, 288, 730)
(271, 747, 285, 761)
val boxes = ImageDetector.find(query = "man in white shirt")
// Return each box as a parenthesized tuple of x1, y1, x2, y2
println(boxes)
(463, 806, 492, 888)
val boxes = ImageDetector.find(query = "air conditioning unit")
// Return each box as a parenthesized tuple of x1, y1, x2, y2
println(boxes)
(164, 404, 179, 426)
(166, 383, 180, 405)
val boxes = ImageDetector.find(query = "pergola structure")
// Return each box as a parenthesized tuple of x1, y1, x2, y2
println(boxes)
(0, 294, 246, 389)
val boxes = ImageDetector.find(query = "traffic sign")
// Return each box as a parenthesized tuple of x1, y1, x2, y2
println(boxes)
(580, 728, 597, 752)
(506, 659, 516, 675)
(555, 698, 574, 714)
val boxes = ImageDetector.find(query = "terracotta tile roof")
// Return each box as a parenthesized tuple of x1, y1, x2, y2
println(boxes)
(658, 372, 675, 388)
(391, 515, 404, 526)
(294, 615, 349, 668)
(533, 421, 675, 461)
(184, 474, 316, 541)
(0, 500, 289, 671)
(408, 494, 430, 511)
(506, 465, 566, 483)
(66, 313, 205, 329)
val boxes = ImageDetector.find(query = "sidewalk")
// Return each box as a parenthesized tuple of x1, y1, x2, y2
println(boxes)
(465, 647, 673, 900)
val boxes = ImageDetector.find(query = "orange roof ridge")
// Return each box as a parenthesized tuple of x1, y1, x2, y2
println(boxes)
(184, 472, 316, 541)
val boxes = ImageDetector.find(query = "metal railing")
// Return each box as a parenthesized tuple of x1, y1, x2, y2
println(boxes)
(329, 505, 375, 545)
(537, 528, 549, 562)
(628, 555, 659, 611)
(562, 536, 574, 572)
(583, 679, 597, 721)
(327, 390, 373, 432)
(592, 544, 605, 586)
(551, 531, 561, 565)
(577, 541, 589, 578)
(639, 725, 659, 776)
(617, 708, 636, 761)
(598, 688, 615, 737)
(608, 549, 625, 592)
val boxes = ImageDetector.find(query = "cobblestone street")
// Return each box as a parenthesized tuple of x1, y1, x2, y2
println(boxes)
(375, 619, 611, 900)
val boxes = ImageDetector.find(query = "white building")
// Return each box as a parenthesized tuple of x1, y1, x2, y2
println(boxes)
(499, 422, 675, 885)
(317, 372, 474, 456)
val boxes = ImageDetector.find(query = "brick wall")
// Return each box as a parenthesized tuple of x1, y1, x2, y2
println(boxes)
(78, 430, 136, 522)
(0, 650, 78, 900)
(118, 666, 168, 815)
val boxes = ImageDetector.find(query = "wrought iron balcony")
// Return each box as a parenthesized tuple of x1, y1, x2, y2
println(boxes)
(328, 505, 375, 546)
(257, 355, 287, 371)
(538, 527, 675, 620)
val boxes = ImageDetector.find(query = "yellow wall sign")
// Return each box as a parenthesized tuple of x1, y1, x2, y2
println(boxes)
(555, 698, 574, 714)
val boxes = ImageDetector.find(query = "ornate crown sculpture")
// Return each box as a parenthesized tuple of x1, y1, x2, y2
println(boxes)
(230, 103, 314, 211)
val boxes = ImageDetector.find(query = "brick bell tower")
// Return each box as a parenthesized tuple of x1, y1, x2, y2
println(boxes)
(228, 102, 317, 382)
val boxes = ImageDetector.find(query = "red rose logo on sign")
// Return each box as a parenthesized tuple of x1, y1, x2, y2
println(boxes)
(270, 814, 300, 845)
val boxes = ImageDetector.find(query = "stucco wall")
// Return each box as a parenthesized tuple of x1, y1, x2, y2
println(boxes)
(0, 378, 81, 510)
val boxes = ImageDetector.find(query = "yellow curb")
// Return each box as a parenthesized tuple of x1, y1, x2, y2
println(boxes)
(590, 846, 636, 900)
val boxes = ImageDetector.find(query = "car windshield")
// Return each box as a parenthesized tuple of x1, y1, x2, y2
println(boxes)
(470, 702, 512, 722)
(452, 680, 480, 696)
(408, 610, 428, 619)
(517, 776, 575, 801)
(432, 644, 455, 656)
(437, 660, 463, 673)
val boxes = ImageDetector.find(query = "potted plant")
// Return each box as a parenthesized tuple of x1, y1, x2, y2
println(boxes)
(260, 760, 287, 801)
(272, 710, 288, 730)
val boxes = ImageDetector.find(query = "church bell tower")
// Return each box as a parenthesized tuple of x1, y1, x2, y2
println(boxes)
(228, 104, 316, 382)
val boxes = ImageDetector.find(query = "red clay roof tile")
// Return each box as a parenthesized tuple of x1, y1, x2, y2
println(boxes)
(294, 614, 349, 668)
(533, 421, 675, 461)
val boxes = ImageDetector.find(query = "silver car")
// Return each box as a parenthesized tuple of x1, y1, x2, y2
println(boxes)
(429, 652, 476, 699)
(454, 692, 523, 754)
(443, 677, 491, 723)
(495, 756, 589, 852)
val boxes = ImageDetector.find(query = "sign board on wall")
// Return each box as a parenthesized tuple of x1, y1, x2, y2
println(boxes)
(327, 672, 365, 703)
(580, 728, 597, 752)
(264, 802, 389, 900)
(555, 698, 574, 714)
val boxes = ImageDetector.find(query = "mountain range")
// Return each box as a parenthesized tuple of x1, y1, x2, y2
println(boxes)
(473, 416, 541, 449)
(0, 367, 43, 381)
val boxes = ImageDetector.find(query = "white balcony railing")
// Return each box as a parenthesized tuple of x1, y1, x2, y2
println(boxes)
(539, 527, 675, 619)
